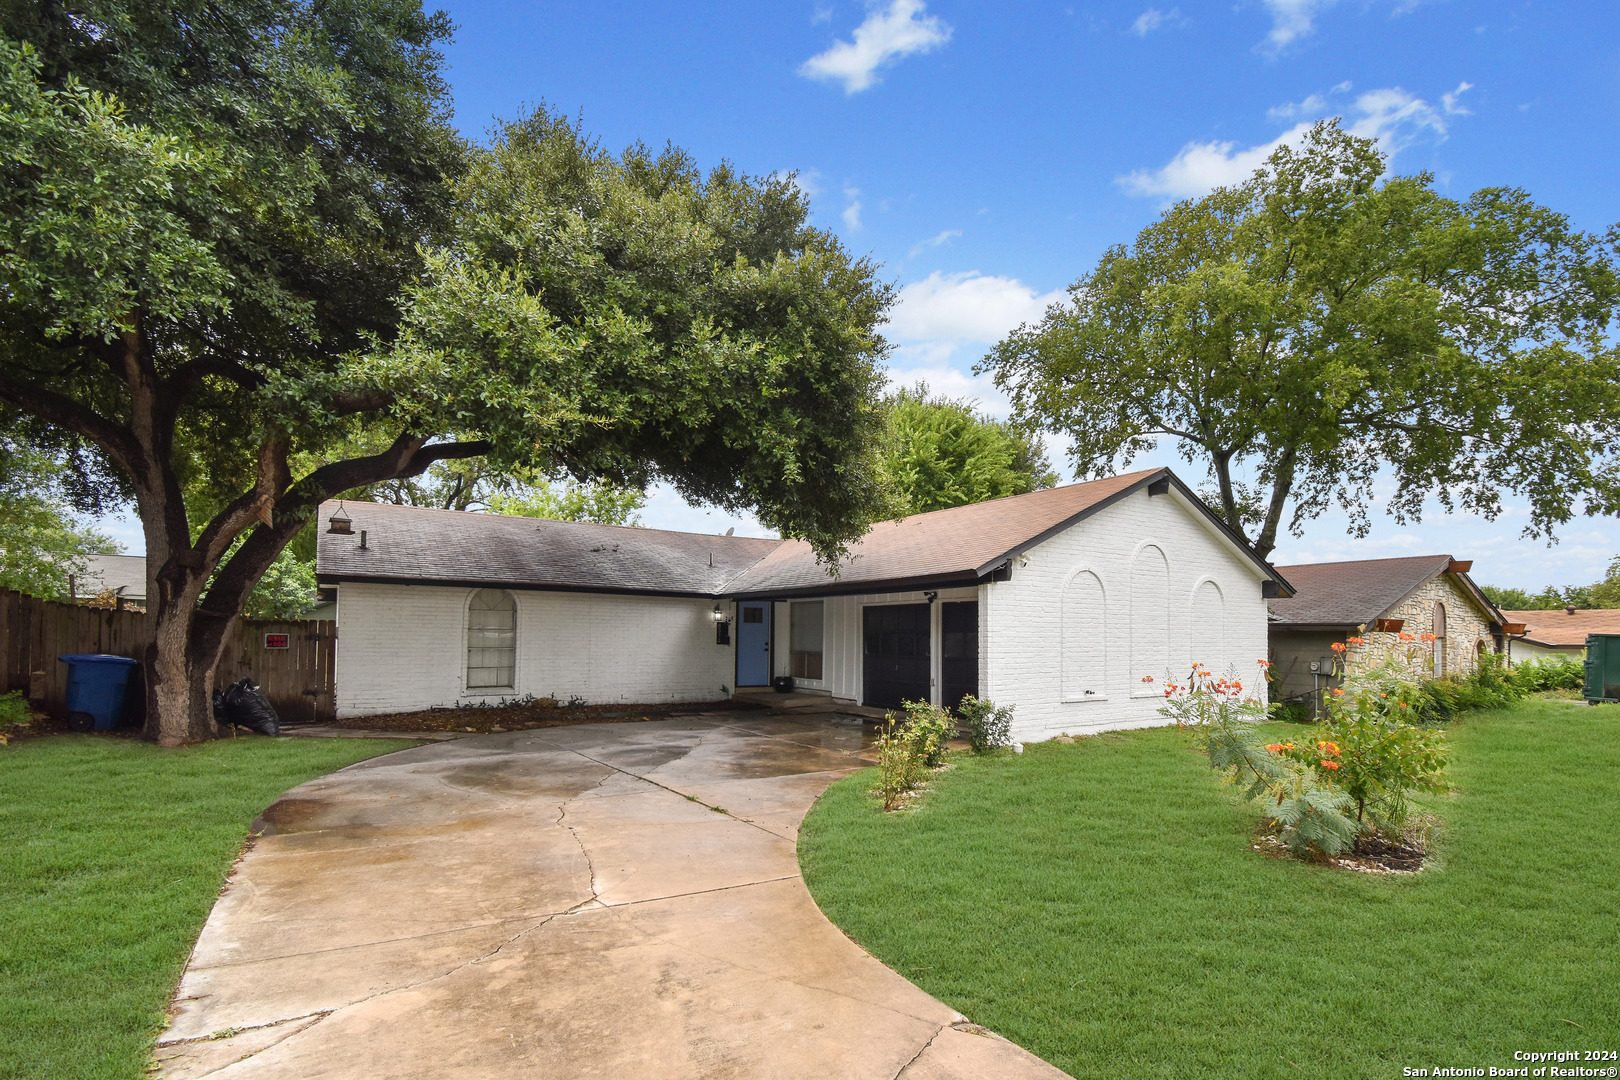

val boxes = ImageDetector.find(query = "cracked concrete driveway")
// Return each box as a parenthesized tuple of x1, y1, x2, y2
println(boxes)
(157, 711, 1069, 1079)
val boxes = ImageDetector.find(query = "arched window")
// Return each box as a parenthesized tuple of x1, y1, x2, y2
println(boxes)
(467, 589, 517, 689)
(1062, 570, 1106, 700)
(1432, 602, 1447, 677)
(1131, 545, 1170, 695)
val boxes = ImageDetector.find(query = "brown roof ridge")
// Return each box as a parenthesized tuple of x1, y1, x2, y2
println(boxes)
(875, 467, 1168, 528)
(1272, 553, 1453, 572)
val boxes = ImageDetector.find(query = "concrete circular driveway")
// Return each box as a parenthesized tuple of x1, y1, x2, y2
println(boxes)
(157, 711, 1069, 1079)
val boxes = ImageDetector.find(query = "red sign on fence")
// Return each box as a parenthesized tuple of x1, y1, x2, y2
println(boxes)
(263, 633, 290, 650)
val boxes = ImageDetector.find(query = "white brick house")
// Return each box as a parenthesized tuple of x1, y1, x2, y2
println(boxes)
(316, 468, 1291, 741)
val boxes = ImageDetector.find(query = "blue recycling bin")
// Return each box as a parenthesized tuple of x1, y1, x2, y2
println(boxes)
(58, 654, 140, 732)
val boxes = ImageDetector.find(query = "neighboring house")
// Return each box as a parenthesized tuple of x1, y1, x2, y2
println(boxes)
(74, 553, 147, 605)
(1266, 554, 1508, 708)
(316, 468, 1292, 740)
(1500, 608, 1620, 664)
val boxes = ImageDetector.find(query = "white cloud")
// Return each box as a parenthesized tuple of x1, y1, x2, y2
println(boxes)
(1259, 0, 1336, 53)
(1441, 80, 1474, 115)
(884, 271, 1066, 347)
(1120, 85, 1451, 199)
(841, 186, 863, 230)
(799, 0, 951, 94)
(1131, 7, 1186, 35)
(1267, 92, 1327, 121)
(908, 228, 961, 256)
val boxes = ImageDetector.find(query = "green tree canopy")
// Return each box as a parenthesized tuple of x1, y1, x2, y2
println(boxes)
(0, 434, 121, 601)
(879, 384, 1057, 515)
(1482, 556, 1620, 610)
(0, 2, 893, 743)
(982, 122, 1620, 560)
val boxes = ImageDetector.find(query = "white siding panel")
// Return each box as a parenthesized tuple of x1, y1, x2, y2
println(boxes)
(335, 583, 734, 717)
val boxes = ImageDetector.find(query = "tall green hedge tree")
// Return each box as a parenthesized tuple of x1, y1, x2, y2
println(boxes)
(880, 384, 1057, 514)
(0, 3, 892, 744)
(982, 122, 1620, 560)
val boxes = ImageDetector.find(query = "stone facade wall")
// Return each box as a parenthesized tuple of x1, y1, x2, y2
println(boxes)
(1343, 573, 1495, 680)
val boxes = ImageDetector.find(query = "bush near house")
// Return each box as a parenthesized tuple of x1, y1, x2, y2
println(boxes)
(873, 700, 959, 810)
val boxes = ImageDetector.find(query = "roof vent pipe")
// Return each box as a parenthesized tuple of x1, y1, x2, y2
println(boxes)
(359, 529, 368, 551)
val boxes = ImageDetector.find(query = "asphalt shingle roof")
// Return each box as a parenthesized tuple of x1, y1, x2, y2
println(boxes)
(1501, 608, 1620, 648)
(1265, 554, 1456, 627)
(318, 468, 1274, 599)
(316, 502, 781, 597)
(723, 470, 1159, 596)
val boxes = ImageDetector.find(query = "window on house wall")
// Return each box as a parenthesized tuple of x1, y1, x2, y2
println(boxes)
(1432, 602, 1447, 677)
(467, 589, 517, 689)
(790, 600, 824, 680)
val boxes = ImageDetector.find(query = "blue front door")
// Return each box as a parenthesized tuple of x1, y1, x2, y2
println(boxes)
(737, 602, 771, 686)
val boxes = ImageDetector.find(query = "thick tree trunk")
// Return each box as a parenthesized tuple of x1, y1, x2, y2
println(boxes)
(143, 603, 222, 746)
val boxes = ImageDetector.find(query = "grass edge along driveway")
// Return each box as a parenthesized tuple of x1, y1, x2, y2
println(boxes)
(799, 701, 1620, 1080)
(0, 734, 415, 1080)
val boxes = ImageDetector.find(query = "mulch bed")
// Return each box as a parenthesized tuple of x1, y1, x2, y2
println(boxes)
(1252, 820, 1430, 874)
(320, 696, 764, 734)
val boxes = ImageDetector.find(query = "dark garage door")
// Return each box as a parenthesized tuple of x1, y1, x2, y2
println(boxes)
(863, 603, 931, 710)
(940, 601, 978, 710)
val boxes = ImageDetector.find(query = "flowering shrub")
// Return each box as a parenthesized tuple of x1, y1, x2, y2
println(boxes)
(956, 694, 1013, 754)
(1162, 664, 1359, 856)
(1306, 639, 1450, 831)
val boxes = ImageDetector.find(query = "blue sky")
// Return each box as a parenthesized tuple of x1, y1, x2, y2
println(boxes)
(107, 1, 1620, 589)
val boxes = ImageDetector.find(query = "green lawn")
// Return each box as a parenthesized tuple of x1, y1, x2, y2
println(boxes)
(0, 734, 413, 1080)
(800, 702, 1620, 1079)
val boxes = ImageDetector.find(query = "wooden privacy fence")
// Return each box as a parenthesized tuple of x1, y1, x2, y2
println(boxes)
(0, 587, 336, 726)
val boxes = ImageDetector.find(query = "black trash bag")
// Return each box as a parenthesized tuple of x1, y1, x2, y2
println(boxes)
(216, 677, 280, 736)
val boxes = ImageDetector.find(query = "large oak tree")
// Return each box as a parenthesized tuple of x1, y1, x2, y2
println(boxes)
(0, 2, 892, 744)
(982, 122, 1620, 560)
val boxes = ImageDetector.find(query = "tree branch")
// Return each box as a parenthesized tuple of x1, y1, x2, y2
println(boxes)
(0, 373, 141, 472)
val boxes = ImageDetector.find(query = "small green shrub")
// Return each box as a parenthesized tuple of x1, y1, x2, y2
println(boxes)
(956, 694, 1013, 753)
(0, 691, 33, 742)
(1271, 700, 1312, 725)
(872, 701, 959, 810)
(874, 715, 925, 811)
(899, 699, 957, 768)
(1509, 656, 1585, 693)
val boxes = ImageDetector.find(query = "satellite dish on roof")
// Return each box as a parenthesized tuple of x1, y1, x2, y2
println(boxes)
(725, 527, 735, 536)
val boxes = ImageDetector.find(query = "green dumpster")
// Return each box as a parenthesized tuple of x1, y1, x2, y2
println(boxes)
(1585, 634, 1620, 704)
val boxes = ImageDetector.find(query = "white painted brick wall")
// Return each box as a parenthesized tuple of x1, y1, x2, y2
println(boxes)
(335, 583, 734, 717)
(982, 487, 1270, 740)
